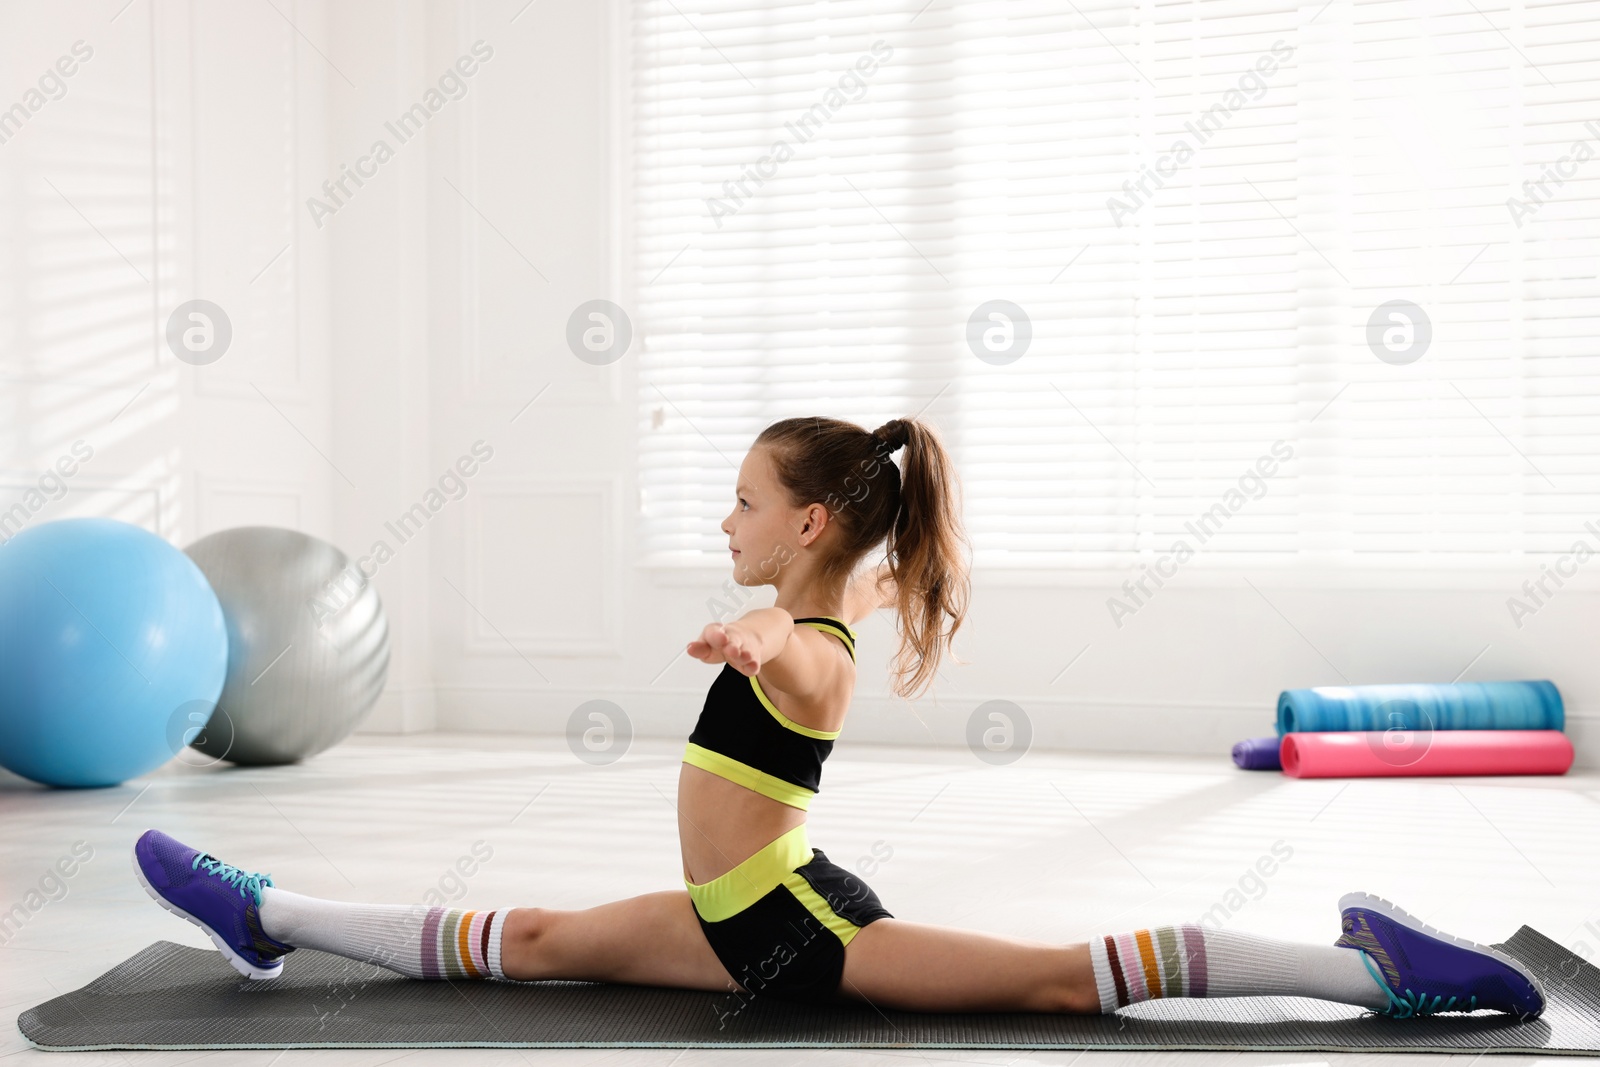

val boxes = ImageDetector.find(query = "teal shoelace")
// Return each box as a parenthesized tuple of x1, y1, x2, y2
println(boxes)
(192, 853, 275, 908)
(1357, 950, 1478, 1018)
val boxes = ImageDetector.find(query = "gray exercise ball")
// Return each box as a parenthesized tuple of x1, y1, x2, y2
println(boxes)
(183, 526, 390, 765)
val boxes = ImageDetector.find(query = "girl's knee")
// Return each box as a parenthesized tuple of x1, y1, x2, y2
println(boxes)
(498, 907, 554, 978)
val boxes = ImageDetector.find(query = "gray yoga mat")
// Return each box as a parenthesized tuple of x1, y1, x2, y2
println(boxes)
(18, 926, 1600, 1054)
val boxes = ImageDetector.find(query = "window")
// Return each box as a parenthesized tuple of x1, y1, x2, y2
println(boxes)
(628, 0, 1600, 571)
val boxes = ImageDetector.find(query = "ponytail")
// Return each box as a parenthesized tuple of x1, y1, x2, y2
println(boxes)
(871, 417, 971, 701)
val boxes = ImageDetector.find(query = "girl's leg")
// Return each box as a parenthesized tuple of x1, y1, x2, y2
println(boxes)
(498, 890, 733, 991)
(262, 886, 733, 992)
(839, 917, 1393, 1015)
(838, 918, 1099, 1013)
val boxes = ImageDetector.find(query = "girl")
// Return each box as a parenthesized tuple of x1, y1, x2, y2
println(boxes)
(134, 415, 1544, 1022)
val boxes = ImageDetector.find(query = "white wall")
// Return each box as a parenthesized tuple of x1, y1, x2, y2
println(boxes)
(5, 1, 1594, 771)
(1, 3, 335, 594)
(320, 0, 443, 735)
(402, 0, 1600, 770)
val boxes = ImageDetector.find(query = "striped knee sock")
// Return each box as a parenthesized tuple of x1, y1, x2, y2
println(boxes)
(1088, 923, 1392, 1013)
(258, 887, 508, 980)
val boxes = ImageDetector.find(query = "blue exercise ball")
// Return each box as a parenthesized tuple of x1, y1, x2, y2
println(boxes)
(0, 518, 228, 788)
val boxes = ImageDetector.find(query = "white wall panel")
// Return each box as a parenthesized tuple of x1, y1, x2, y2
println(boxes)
(195, 475, 302, 535)
(451, 0, 618, 408)
(0, 478, 162, 536)
(0, 6, 158, 390)
(1, 0, 334, 612)
(462, 480, 620, 656)
(186, 0, 303, 402)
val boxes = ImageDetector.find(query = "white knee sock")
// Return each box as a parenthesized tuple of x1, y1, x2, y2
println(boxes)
(1088, 924, 1392, 1013)
(258, 887, 509, 980)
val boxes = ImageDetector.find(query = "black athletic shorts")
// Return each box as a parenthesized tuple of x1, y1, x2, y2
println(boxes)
(686, 825, 892, 1005)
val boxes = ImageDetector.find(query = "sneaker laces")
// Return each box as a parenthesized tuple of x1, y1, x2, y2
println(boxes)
(1357, 949, 1478, 1019)
(191, 853, 275, 908)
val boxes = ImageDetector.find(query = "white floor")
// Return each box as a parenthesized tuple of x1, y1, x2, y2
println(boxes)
(3, 732, 1597, 1066)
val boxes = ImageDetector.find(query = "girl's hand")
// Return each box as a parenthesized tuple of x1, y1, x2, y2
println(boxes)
(687, 622, 761, 676)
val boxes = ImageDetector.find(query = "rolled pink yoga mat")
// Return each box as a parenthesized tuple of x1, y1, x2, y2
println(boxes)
(1280, 729, 1573, 778)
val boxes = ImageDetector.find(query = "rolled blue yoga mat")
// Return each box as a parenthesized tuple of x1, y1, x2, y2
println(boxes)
(1232, 736, 1282, 771)
(1275, 680, 1563, 737)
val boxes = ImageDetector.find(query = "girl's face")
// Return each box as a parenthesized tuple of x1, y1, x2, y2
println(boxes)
(722, 447, 812, 587)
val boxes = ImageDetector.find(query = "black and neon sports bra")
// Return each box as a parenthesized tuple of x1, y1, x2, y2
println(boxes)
(682, 616, 857, 811)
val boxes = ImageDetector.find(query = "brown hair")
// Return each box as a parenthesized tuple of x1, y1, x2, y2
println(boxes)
(752, 415, 971, 701)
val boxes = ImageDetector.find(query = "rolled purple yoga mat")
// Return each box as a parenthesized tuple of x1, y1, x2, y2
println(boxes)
(1231, 735, 1283, 770)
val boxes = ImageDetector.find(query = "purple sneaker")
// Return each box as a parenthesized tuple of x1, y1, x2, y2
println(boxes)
(132, 829, 295, 980)
(1334, 891, 1545, 1020)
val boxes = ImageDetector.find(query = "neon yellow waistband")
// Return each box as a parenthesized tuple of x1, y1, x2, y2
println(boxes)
(684, 822, 813, 922)
(682, 742, 814, 810)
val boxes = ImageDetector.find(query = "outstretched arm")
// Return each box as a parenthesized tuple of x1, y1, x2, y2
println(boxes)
(686, 607, 844, 705)
(686, 607, 793, 677)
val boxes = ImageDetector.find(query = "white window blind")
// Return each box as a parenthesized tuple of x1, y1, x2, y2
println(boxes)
(628, 0, 1600, 570)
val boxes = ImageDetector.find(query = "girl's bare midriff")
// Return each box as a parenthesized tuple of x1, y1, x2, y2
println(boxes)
(678, 657, 853, 886)
(677, 765, 806, 885)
